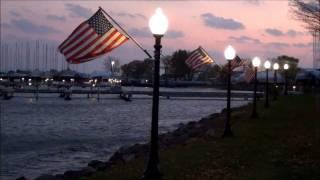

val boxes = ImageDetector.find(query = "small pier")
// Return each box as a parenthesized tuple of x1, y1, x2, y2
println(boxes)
(6, 88, 264, 101)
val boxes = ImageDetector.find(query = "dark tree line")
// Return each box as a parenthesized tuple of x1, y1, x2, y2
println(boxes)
(121, 58, 153, 81)
(120, 49, 224, 81)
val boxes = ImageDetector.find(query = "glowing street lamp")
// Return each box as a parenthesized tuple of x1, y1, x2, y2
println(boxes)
(264, 60, 271, 108)
(111, 60, 115, 76)
(284, 63, 289, 95)
(251, 56, 261, 118)
(273, 63, 279, 100)
(142, 8, 168, 180)
(223, 45, 236, 137)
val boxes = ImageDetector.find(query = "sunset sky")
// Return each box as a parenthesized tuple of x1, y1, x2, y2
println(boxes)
(0, 0, 314, 72)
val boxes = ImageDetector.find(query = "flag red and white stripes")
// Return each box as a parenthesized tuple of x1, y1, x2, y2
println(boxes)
(185, 46, 214, 70)
(58, 9, 128, 64)
(230, 55, 246, 70)
(244, 65, 255, 83)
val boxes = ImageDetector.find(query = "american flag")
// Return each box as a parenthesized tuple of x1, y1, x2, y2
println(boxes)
(230, 55, 246, 70)
(185, 46, 214, 70)
(58, 9, 129, 64)
(244, 65, 255, 83)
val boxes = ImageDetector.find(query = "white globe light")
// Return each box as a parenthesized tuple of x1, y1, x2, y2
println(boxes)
(224, 45, 236, 61)
(149, 8, 168, 35)
(273, 63, 279, 70)
(252, 56, 261, 67)
(284, 64, 289, 70)
(264, 60, 271, 69)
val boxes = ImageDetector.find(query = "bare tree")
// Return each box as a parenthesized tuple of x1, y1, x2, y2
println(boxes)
(290, 0, 320, 33)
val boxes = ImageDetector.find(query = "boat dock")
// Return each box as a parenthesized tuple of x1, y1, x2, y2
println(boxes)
(1, 87, 263, 100)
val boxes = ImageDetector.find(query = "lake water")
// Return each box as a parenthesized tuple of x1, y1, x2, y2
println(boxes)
(0, 89, 250, 179)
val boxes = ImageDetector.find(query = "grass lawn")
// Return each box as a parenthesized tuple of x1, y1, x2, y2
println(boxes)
(86, 94, 320, 180)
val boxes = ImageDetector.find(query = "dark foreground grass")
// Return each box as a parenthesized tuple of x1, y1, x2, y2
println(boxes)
(86, 95, 320, 180)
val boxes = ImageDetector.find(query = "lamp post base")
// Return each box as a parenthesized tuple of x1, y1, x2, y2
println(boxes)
(141, 169, 162, 180)
(251, 111, 259, 119)
(222, 126, 233, 137)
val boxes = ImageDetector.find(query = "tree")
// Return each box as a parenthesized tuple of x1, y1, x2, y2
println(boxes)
(121, 64, 131, 81)
(120, 59, 154, 80)
(142, 58, 153, 80)
(218, 64, 229, 82)
(207, 64, 222, 79)
(161, 55, 172, 75)
(290, 0, 320, 33)
(275, 55, 300, 81)
(170, 50, 192, 80)
(127, 60, 145, 79)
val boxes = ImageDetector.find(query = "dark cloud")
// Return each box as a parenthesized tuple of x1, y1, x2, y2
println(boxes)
(265, 28, 284, 36)
(65, 4, 92, 18)
(265, 28, 305, 37)
(265, 42, 290, 48)
(128, 27, 151, 38)
(10, 18, 61, 34)
(110, 11, 146, 20)
(286, 29, 305, 37)
(201, 13, 245, 30)
(10, 10, 21, 17)
(128, 27, 184, 39)
(229, 35, 261, 44)
(166, 30, 184, 39)
(292, 42, 312, 48)
(46, 14, 66, 22)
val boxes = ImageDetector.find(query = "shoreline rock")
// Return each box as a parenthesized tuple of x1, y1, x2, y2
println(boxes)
(20, 105, 246, 180)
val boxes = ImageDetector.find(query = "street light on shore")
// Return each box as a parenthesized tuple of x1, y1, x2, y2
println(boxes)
(111, 60, 115, 76)
(284, 63, 289, 95)
(142, 8, 168, 180)
(273, 63, 279, 100)
(264, 60, 271, 108)
(223, 45, 236, 137)
(251, 56, 261, 118)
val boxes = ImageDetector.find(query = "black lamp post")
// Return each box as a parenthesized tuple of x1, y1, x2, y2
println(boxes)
(142, 8, 168, 180)
(272, 63, 279, 100)
(251, 56, 261, 118)
(264, 60, 271, 108)
(284, 64, 289, 95)
(223, 45, 236, 137)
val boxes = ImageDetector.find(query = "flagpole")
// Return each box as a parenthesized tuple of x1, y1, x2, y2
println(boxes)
(99, 7, 152, 59)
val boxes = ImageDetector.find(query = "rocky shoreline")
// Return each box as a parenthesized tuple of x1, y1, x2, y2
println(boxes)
(17, 105, 245, 180)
